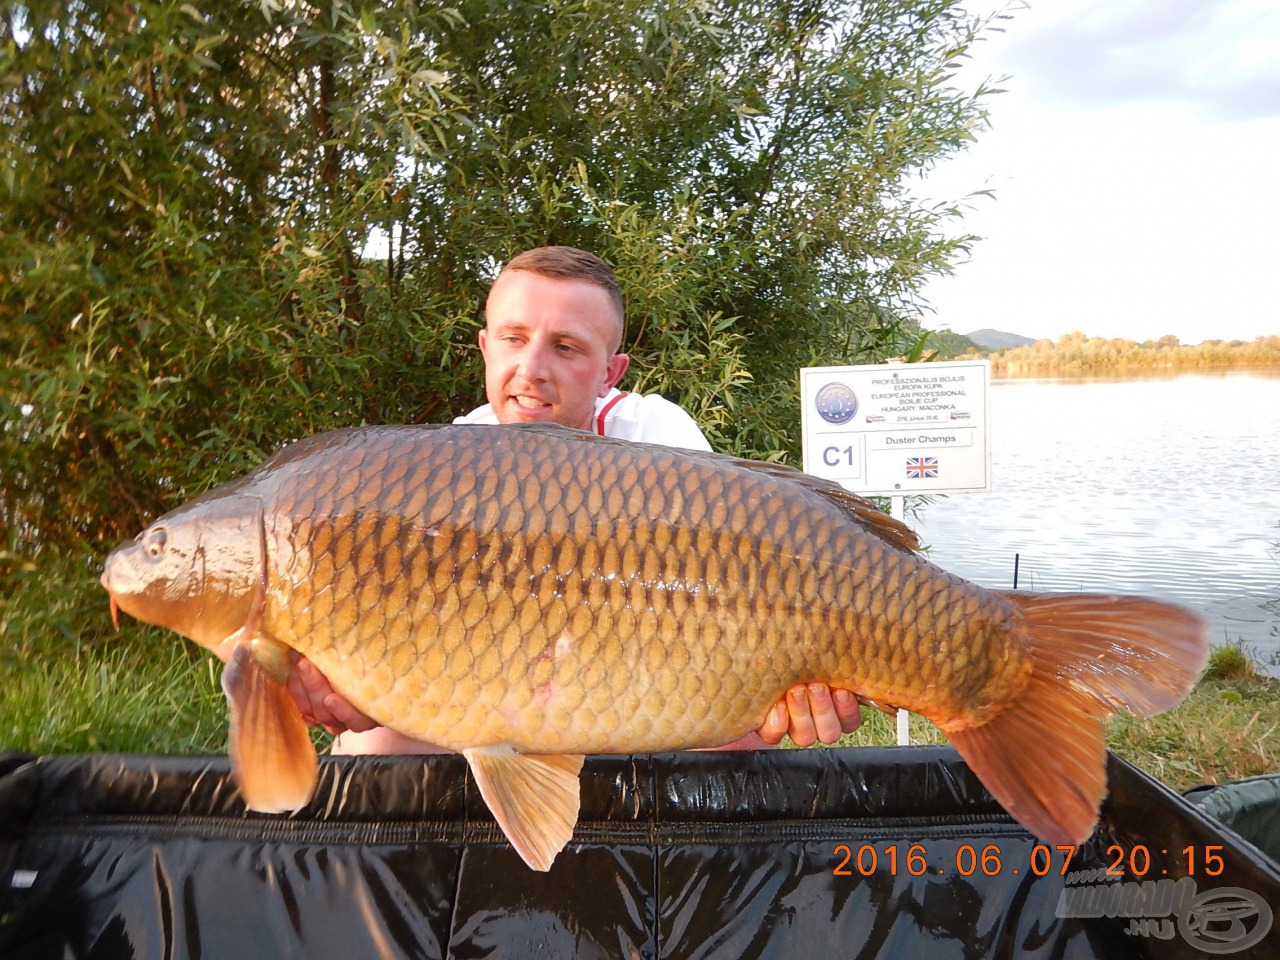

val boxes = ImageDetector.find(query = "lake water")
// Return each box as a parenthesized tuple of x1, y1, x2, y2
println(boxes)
(908, 372, 1280, 673)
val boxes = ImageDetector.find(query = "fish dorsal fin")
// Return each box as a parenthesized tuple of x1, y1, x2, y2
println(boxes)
(463, 745, 585, 871)
(222, 639, 319, 813)
(492, 424, 921, 555)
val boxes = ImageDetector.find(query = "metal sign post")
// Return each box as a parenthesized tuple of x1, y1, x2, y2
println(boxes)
(889, 494, 911, 746)
(799, 360, 993, 748)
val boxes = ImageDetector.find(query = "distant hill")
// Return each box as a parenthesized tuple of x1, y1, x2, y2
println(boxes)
(965, 328, 1037, 350)
(922, 329, 981, 359)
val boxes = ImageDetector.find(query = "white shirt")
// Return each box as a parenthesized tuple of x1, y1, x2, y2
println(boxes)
(453, 388, 712, 452)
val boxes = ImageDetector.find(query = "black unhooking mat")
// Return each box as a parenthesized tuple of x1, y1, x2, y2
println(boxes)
(2, 747, 1278, 959)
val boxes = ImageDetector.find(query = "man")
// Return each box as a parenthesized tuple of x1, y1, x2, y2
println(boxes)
(290, 246, 861, 751)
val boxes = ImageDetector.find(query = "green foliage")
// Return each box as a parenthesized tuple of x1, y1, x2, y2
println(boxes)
(1103, 677, 1280, 791)
(2, 0, 998, 698)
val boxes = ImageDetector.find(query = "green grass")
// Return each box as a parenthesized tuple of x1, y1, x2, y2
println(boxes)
(0, 636, 227, 755)
(1202, 641, 1259, 682)
(1104, 676, 1280, 791)
(1, 559, 232, 756)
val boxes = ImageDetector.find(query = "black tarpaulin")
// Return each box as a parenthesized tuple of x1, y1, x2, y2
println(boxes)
(2, 747, 1278, 959)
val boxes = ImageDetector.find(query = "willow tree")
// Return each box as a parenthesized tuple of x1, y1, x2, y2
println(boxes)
(2, 0, 995, 652)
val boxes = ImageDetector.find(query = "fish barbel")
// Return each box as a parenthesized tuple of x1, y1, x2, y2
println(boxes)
(100, 424, 1207, 870)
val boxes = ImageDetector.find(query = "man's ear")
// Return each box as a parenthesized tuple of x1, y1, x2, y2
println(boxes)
(477, 327, 489, 356)
(600, 353, 630, 395)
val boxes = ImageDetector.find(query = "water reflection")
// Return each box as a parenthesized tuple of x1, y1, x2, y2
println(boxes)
(911, 373, 1280, 673)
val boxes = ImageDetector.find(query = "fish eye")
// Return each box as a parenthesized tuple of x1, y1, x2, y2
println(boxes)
(145, 529, 167, 558)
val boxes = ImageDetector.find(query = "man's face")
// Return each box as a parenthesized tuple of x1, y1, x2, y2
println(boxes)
(479, 271, 629, 431)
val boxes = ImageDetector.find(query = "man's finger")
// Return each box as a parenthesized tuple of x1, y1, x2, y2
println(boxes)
(322, 694, 379, 734)
(286, 657, 326, 723)
(834, 688, 862, 734)
(786, 684, 818, 747)
(294, 657, 339, 726)
(757, 701, 788, 745)
(806, 683, 843, 744)
(285, 670, 314, 719)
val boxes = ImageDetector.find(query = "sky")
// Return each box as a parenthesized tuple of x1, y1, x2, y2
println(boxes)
(918, 0, 1280, 345)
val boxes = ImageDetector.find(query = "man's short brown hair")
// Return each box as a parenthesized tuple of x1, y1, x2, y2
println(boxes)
(496, 246, 625, 351)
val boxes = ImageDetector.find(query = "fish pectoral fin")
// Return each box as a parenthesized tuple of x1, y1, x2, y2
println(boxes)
(463, 745, 585, 872)
(222, 640, 318, 814)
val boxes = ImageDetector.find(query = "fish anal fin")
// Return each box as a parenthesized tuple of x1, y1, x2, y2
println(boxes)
(464, 745, 584, 871)
(222, 641, 318, 814)
(946, 592, 1208, 846)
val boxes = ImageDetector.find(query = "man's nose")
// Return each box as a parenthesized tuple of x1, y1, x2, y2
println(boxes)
(516, 342, 551, 382)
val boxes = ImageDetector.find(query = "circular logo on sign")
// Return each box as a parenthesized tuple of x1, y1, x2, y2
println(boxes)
(815, 383, 858, 425)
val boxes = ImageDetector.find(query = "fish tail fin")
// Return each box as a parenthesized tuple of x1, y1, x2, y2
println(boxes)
(945, 593, 1208, 846)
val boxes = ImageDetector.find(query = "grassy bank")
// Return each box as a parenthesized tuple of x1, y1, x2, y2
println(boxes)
(3, 633, 1276, 797)
(0, 634, 226, 755)
(840, 647, 1280, 792)
(837, 672, 1279, 793)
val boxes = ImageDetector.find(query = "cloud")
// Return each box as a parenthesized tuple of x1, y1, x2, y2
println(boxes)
(918, 1, 1280, 345)
(998, 0, 1280, 121)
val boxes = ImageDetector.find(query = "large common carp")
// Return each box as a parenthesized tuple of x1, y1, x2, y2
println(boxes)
(101, 424, 1207, 870)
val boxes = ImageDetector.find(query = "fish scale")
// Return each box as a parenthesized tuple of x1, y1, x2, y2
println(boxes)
(101, 422, 1208, 870)
(253, 426, 1018, 752)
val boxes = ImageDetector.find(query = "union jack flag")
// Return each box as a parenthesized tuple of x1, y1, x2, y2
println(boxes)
(906, 457, 938, 478)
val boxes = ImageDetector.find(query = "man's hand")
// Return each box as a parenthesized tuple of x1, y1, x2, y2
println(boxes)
(287, 653, 380, 736)
(757, 683, 862, 747)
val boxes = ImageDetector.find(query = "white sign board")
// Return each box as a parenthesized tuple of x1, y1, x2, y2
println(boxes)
(800, 360, 991, 496)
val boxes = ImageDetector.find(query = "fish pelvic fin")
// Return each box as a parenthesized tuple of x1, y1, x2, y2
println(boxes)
(222, 640, 319, 814)
(463, 745, 585, 872)
(945, 592, 1208, 846)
